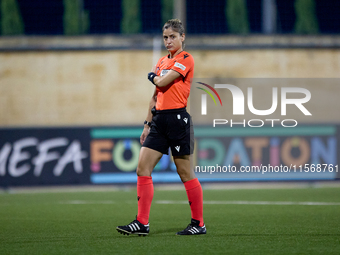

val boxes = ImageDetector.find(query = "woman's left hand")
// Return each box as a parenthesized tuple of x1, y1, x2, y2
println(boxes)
(151, 65, 156, 73)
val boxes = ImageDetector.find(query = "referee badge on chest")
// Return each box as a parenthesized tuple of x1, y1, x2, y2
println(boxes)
(160, 69, 170, 76)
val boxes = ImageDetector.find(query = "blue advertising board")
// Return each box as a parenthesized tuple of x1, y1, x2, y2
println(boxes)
(0, 125, 338, 186)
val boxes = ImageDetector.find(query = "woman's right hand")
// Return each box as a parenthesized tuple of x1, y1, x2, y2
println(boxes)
(140, 127, 150, 145)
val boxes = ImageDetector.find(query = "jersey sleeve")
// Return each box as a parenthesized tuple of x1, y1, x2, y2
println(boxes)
(171, 54, 194, 78)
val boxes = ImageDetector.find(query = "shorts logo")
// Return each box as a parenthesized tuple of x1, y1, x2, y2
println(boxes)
(183, 118, 188, 124)
(175, 146, 180, 152)
(174, 62, 186, 71)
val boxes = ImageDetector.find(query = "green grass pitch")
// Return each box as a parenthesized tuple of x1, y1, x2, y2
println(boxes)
(1, 186, 340, 254)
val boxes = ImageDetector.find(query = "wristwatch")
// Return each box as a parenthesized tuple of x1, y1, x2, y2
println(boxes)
(144, 120, 151, 127)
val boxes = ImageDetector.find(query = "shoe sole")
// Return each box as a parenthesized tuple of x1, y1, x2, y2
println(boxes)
(116, 227, 148, 236)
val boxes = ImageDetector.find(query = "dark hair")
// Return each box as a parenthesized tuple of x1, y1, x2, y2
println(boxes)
(162, 19, 185, 48)
(163, 19, 185, 35)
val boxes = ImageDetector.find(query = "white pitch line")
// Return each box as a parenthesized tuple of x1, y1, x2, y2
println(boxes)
(59, 200, 340, 206)
(155, 200, 340, 206)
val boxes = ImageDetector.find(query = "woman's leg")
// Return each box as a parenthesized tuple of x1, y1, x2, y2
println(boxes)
(174, 155, 204, 227)
(137, 147, 163, 176)
(136, 147, 163, 225)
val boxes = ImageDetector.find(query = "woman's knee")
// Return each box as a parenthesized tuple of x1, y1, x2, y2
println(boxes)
(136, 164, 151, 176)
(136, 147, 162, 176)
(174, 155, 194, 182)
(177, 167, 194, 182)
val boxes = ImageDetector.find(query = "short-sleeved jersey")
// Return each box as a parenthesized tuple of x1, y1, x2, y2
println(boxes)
(155, 51, 194, 110)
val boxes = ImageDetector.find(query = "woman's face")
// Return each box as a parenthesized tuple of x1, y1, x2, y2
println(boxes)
(163, 28, 185, 53)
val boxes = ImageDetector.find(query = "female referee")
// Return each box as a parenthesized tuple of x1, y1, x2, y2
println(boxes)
(116, 19, 206, 236)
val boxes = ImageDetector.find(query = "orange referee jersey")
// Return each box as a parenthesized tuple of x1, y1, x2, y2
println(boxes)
(155, 51, 194, 110)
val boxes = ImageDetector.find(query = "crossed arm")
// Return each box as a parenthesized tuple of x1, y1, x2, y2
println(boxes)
(152, 69, 181, 87)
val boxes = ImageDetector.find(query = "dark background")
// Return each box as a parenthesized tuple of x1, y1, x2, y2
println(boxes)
(10, 0, 340, 35)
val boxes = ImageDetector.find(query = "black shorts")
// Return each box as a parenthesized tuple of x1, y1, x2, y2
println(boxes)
(142, 107, 194, 156)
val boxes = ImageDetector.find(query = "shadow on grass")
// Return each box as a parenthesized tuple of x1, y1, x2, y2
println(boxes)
(150, 227, 182, 235)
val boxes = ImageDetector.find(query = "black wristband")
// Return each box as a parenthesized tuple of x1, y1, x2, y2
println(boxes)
(144, 120, 151, 127)
(148, 72, 157, 85)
